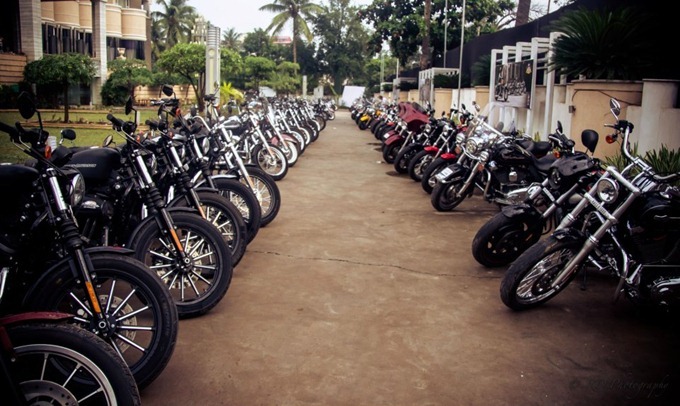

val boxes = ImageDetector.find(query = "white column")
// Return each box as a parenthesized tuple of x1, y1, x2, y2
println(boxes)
(90, 0, 108, 106)
(19, 0, 42, 62)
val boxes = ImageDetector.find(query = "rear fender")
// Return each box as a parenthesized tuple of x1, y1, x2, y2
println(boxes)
(384, 134, 404, 146)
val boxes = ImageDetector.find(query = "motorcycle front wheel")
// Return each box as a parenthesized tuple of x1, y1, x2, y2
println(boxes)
(500, 236, 581, 310)
(5, 322, 141, 406)
(408, 149, 435, 182)
(239, 167, 281, 227)
(431, 180, 468, 211)
(171, 191, 248, 266)
(393, 144, 420, 174)
(27, 253, 179, 390)
(129, 211, 234, 319)
(210, 177, 262, 244)
(471, 212, 543, 268)
(253, 144, 288, 181)
(421, 157, 450, 194)
(382, 142, 402, 164)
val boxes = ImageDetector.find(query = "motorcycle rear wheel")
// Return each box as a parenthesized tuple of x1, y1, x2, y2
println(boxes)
(500, 236, 581, 310)
(6, 322, 141, 406)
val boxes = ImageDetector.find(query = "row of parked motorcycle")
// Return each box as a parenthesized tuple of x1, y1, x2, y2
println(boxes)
(0, 86, 334, 404)
(351, 97, 680, 316)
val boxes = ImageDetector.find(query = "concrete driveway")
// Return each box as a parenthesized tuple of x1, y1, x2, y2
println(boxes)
(140, 110, 679, 406)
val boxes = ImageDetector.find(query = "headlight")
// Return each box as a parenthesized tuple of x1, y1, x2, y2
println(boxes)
(549, 168, 561, 189)
(455, 133, 466, 145)
(478, 151, 490, 162)
(201, 137, 211, 154)
(465, 138, 479, 154)
(596, 178, 619, 203)
(69, 172, 86, 206)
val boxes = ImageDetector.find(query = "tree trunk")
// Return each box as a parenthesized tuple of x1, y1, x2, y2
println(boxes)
(516, 0, 531, 26)
(420, 0, 432, 70)
(63, 82, 70, 123)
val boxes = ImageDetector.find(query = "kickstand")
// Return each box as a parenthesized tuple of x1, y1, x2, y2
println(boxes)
(579, 269, 588, 291)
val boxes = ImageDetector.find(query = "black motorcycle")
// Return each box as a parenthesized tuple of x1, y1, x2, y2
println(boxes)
(431, 104, 558, 212)
(501, 98, 680, 312)
(471, 124, 601, 267)
(66, 99, 233, 319)
(0, 92, 178, 390)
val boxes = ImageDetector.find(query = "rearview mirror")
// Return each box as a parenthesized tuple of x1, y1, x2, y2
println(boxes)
(60, 128, 76, 141)
(162, 84, 174, 97)
(610, 98, 621, 117)
(102, 134, 113, 147)
(125, 97, 133, 115)
(18, 92, 36, 120)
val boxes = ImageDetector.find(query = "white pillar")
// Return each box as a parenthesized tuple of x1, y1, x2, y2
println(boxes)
(90, 0, 108, 106)
(19, 0, 42, 62)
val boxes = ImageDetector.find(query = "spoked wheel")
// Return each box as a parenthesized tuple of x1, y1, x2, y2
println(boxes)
(500, 236, 581, 310)
(171, 191, 248, 266)
(408, 150, 435, 182)
(210, 177, 262, 244)
(239, 167, 281, 227)
(129, 211, 234, 319)
(5, 322, 141, 406)
(26, 253, 177, 390)
(393, 145, 420, 174)
(382, 142, 402, 164)
(278, 139, 300, 167)
(253, 144, 288, 181)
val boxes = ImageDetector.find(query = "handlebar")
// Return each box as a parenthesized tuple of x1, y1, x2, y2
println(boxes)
(107, 113, 124, 129)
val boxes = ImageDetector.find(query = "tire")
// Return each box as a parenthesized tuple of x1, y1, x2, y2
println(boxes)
(431, 180, 468, 211)
(382, 142, 402, 164)
(239, 167, 281, 227)
(128, 211, 234, 319)
(314, 114, 326, 131)
(471, 212, 543, 268)
(408, 149, 435, 182)
(279, 139, 300, 167)
(421, 157, 451, 194)
(500, 236, 581, 310)
(359, 120, 369, 130)
(171, 191, 248, 266)
(393, 144, 420, 174)
(6, 322, 141, 406)
(253, 144, 288, 181)
(211, 177, 262, 244)
(27, 253, 178, 390)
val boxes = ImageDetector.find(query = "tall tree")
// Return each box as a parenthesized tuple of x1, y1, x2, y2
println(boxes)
(313, 0, 371, 94)
(222, 27, 242, 50)
(420, 0, 432, 69)
(23, 53, 95, 122)
(515, 0, 531, 26)
(155, 43, 207, 111)
(152, 0, 196, 49)
(259, 0, 325, 64)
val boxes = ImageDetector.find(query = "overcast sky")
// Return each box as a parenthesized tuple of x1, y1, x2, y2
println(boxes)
(153, 0, 553, 38)
(155, 0, 374, 37)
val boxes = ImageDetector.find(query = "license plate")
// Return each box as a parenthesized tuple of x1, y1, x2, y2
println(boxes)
(435, 166, 453, 181)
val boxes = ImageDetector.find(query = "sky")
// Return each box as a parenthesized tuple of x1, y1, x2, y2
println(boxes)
(156, 0, 375, 37)
(153, 0, 553, 38)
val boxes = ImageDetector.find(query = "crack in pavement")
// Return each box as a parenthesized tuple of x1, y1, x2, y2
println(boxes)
(248, 250, 500, 279)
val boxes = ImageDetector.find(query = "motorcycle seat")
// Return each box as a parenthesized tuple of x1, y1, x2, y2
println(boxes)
(529, 141, 553, 157)
(534, 154, 558, 172)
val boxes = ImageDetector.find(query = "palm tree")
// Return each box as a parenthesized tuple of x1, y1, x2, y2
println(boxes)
(420, 0, 432, 70)
(152, 0, 196, 49)
(516, 0, 532, 26)
(222, 28, 242, 50)
(259, 0, 325, 64)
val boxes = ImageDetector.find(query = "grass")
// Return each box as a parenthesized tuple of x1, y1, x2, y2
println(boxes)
(0, 108, 161, 163)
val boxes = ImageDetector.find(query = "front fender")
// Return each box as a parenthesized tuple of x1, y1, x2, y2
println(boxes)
(551, 227, 585, 244)
(384, 135, 404, 146)
(438, 163, 469, 184)
(500, 204, 542, 221)
(0, 312, 74, 327)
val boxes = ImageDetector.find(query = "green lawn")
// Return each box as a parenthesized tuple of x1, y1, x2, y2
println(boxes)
(0, 108, 161, 163)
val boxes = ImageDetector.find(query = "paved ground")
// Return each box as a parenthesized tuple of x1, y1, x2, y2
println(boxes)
(140, 111, 679, 406)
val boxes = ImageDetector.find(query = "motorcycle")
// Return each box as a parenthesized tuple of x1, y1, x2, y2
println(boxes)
(471, 123, 601, 268)
(501, 98, 680, 312)
(381, 101, 431, 164)
(0, 312, 141, 405)
(0, 92, 178, 389)
(431, 102, 558, 212)
(67, 99, 234, 319)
